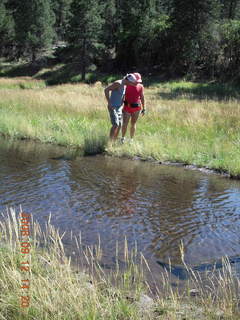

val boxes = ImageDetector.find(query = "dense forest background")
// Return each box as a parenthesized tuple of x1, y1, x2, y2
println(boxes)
(1, 0, 240, 80)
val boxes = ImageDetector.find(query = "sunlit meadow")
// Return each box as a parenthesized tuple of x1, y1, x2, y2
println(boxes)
(0, 77, 240, 176)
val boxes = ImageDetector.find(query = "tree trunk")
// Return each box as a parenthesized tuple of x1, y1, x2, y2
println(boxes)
(81, 38, 86, 81)
(32, 49, 37, 63)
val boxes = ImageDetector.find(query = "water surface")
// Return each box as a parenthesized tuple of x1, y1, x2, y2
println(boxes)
(0, 138, 240, 280)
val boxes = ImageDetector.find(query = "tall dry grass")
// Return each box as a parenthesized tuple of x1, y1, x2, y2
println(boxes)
(0, 208, 145, 319)
(0, 208, 239, 319)
(0, 78, 240, 175)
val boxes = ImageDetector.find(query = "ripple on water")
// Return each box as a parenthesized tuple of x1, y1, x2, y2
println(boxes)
(0, 140, 240, 273)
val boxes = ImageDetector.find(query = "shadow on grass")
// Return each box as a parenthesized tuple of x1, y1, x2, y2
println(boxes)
(157, 82, 240, 101)
(41, 64, 122, 85)
(0, 57, 58, 78)
(1, 60, 240, 101)
(0, 60, 127, 85)
(0, 63, 42, 78)
(0, 61, 85, 85)
(39, 62, 82, 85)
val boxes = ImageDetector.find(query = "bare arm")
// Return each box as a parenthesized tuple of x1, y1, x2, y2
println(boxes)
(140, 87, 145, 108)
(104, 82, 120, 108)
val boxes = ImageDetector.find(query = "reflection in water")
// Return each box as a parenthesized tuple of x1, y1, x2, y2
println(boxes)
(0, 138, 240, 278)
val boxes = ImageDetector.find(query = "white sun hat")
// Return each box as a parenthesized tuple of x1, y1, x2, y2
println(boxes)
(125, 73, 138, 83)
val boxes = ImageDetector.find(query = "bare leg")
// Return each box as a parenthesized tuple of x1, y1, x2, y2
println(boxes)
(130, 111, 141, 138)
(115, 125, 121, 139)
(122, 112, 131, 138)
(110, 125, 121, 140)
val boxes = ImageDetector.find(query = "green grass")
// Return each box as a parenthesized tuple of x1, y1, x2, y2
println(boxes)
(159, 80, 240, 100)
(0, 75, 240, 176)
(0, 78, 46, 90)
(0, 61, 122, 85)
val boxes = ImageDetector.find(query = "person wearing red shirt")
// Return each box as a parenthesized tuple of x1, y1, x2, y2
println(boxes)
(104, 74, 138, 141)
(121, 72, 145, 143)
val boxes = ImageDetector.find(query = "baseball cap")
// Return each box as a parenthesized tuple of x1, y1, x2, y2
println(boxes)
(133, 72, 142, 83)
(125, 73, 138, 83)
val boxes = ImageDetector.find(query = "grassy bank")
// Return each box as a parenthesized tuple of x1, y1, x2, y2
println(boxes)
(0, 208, 239, 319)
(0, 76, 240, 176)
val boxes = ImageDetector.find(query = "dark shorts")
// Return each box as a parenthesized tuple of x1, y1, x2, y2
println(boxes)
(109, 106, 122, 127)
(123, 101, 141, 114)
(123, 105, 141, 114)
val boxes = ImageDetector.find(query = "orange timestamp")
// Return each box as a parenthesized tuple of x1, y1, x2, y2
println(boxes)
(19, 212, 31, 308)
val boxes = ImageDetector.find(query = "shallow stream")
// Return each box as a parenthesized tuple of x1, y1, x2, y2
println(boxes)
(0, 137, 240, 283)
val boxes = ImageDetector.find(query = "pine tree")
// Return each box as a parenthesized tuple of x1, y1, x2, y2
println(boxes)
(135, 0, 171, 69)
(220, 0, 240, 19)
(0, 0, 15, 56)
(13, 0, 55, 61)
(101, 0, 117, 50)
(51, 0, 72, 41)
(167, 0, 219, 74)
(67, 0, 104, 80)
(113, 0, 170, 71)
(114, 0, 149, 70)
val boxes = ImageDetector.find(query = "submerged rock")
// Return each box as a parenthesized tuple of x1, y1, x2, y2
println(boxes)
(157, 255, 240, 280)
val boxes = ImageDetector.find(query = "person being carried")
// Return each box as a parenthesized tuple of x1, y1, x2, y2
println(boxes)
(121, 72, 145, 143)
(104, 74, 138, 141)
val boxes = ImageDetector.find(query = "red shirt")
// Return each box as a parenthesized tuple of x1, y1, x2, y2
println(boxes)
(125, 84, 143, 104)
